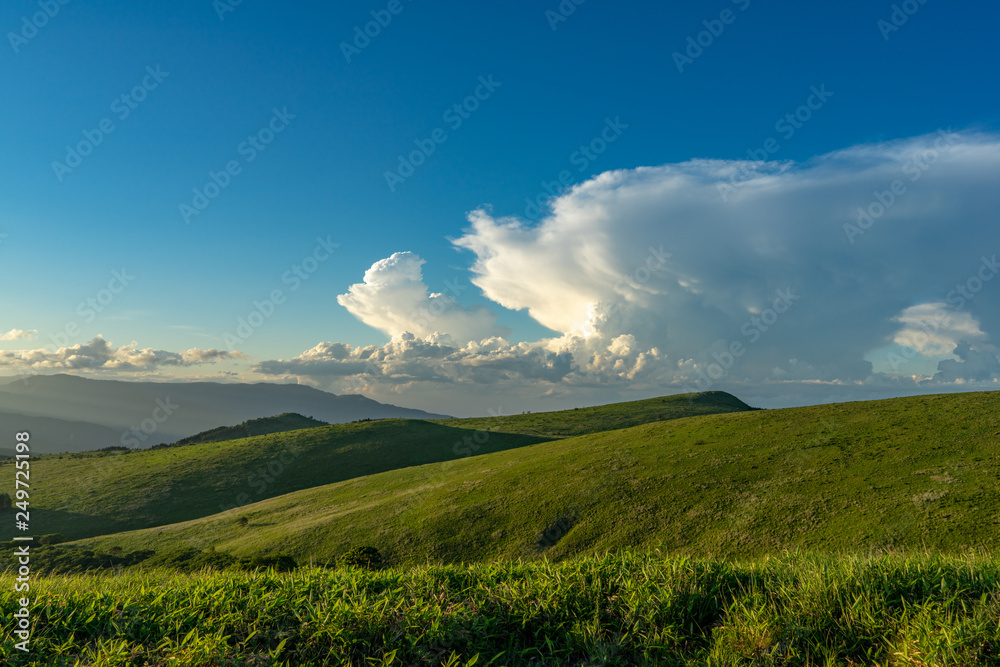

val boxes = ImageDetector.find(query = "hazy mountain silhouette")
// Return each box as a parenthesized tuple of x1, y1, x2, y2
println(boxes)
(0, 374, 448, 452)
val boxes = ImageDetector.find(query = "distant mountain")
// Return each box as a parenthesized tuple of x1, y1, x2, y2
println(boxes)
(166, 413, 329, 448)
(0, 410, 124, 456)
(0, 374, 448, 452)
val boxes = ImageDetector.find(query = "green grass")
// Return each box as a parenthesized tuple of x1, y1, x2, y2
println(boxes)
(70, 391, 1000, 567)
(2, 551, 998, 665)
(0, 420, 548, 543)
(433, 390, 753, 437)
(0, 391, 748, 544)
(166, 412, 329, 447)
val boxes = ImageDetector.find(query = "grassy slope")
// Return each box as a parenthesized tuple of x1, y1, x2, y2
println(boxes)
(3, 552, 998, 666)
(0, 420, 547, 542)
(434, 390, 752, 437)
(0, 391, 745, 543)
(167, 412, 328, 447)
(73, 391, 1000, 566)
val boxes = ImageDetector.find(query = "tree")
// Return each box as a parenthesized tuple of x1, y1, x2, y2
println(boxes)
(0, 493, 11, 513)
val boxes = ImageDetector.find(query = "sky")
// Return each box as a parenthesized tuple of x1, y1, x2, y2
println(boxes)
(2, 0, 999, 416)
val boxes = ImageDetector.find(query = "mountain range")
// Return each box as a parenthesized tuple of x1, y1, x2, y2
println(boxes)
(0, 374, 448, 454)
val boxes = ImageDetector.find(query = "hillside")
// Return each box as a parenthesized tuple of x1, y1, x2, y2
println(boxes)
(436, 390, 753, 437)
(72, 391, 1000, 566)
(0, 390, 746, 543)
(0, 374, 448, 449)
(0, 420, 548, 542)
(165, 412, 328, 447)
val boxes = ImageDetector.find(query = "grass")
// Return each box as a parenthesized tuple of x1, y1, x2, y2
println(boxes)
(70, 391, 1000, 567)
(433, 390, 753, 437)
(1, 550, 998, 665)
(0, 391, 749, 544)
(0, 420, 548, 543)
(165, 413, 329, 447)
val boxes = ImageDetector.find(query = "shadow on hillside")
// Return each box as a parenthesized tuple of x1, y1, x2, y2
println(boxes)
(0, 507, 133, 542)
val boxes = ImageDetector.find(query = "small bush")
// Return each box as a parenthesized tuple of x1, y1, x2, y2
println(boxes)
(38, 533, 65, 545)
(340, 546, 382, 570)
(243, 554, 297, 572)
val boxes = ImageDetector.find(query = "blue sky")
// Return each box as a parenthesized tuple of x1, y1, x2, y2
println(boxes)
(2, 0, 1000, 415)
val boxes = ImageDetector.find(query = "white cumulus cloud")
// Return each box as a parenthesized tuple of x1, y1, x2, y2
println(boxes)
(0, 329, 36, 341)
(336, 251, 510, 344)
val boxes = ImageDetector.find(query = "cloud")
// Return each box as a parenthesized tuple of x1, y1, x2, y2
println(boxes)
(452, 130, 1000, 385)
(0, 329, 36, 341)
(259, 130, 1000, 408)
(336, 251, 510, 344)
(889, 303, 986, 356)
(253, 334, 578, 387)
(934, 342, 1000, 382)
(0, 336, 247, 371)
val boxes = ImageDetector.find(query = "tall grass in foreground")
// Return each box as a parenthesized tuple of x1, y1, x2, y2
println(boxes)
(1, 550, 998, 666)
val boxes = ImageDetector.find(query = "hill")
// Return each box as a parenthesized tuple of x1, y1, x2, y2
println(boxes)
(0, 420, 547, 542)
(71, 391, 1000, 566)
(436, 390, 753, 437)
(165, 412, 328, 447)
(0, 390, 748, 543)
(0, 374, 448, 450)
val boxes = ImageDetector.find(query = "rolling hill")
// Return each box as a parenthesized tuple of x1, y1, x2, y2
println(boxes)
(435, 390, 754, 436)
(70, 391, 1000, 567)
(0, 420, 548, 542)
(165, 412, 329, 447)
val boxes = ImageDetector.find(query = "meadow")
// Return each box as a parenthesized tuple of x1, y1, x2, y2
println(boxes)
(1, 551, 998, 665)
(2, 390, 998, 665)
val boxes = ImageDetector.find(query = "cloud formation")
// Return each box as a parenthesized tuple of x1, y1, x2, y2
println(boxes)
(204, 131, 1000, 407)
(935, 342, 1000, 382)
(0, 329, 36, 341)
(0, 336, 247, 371)
(336, 251, 510, 344)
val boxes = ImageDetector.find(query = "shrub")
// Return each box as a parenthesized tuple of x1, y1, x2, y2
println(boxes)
(243, 554, 297, 572)
(340, 546, 382, 570)
(38, 533, 65, 545)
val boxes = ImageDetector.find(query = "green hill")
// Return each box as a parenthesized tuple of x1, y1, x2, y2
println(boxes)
(1, 391, 743, 544)
(72, 391, 1000, 566)
(435, 390, 753, 437)
(164, 412, 328, 447)
(0, 420, 547, 542)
